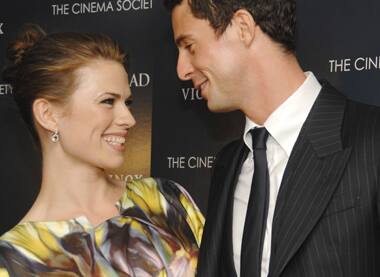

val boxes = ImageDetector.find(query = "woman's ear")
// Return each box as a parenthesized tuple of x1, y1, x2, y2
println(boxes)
(231, 9, 257, 47)
(32, 98, 59, 133)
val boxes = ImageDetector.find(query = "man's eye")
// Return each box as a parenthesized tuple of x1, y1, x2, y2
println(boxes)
(186, 44, 194, 51)
(101, 98, 115, 105)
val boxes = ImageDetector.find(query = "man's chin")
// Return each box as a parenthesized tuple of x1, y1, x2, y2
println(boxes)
(206, 101, 236, 113)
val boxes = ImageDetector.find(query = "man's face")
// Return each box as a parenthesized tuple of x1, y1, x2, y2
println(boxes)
(172, 1, 247, 112)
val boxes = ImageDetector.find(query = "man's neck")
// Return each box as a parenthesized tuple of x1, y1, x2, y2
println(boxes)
(242, 53, 306, 125)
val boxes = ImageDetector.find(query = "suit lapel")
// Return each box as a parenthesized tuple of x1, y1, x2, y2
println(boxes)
(197, 139, 246, 277)
(222, 141, 248, 277)
(269, 84, 352, 276)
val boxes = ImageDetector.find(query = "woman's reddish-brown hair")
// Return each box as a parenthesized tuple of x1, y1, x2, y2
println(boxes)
(2, 24, 126, 142)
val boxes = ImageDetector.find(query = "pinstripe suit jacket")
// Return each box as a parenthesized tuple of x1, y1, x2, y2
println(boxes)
(196, 83, 380, 277)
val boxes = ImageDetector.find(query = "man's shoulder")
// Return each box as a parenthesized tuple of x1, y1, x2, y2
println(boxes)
(345, 97, 380, 119)
(344, 99, 380, 149)
(319, 81, 380, 125)
(340, 92, 380, 134)
(323, 84, 380, 151)
(321, 81, 380, 116)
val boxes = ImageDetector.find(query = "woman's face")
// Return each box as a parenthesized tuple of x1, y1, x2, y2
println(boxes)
(57, 59, 136, 170)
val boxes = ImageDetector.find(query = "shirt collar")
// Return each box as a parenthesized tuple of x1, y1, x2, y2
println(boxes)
(243, 72, 321, 156)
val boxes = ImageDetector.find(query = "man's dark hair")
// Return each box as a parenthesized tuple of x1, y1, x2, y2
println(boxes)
(164, 0, 296, 53)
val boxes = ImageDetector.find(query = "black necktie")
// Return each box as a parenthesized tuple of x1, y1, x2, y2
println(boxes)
(241, 127, 270, 277)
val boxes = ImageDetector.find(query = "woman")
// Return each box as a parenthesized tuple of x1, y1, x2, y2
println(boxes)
(0, 24, 204, 276)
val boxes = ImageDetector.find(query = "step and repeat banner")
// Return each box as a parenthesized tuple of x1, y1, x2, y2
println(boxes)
(297, 1, 380, 104)
(0, 0, 379, 234)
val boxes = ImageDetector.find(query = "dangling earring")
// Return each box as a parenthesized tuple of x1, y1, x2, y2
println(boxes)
(51, 129, 59, 143)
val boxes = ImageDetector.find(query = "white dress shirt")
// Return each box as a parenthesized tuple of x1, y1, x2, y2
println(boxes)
(232, 72, 322, 277)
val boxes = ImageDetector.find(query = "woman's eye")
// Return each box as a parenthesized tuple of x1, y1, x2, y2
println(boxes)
(125, 98, 133, 107)
(101, 98, 115, 105)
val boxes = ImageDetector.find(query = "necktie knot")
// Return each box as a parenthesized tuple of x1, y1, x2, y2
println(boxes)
(250, 127, 269, 150)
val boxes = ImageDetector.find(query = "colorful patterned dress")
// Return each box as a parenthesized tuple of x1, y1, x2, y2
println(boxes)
(0, 178, 204, 277)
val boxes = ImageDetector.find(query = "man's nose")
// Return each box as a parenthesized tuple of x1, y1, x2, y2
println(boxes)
(177, 51, 194, 81)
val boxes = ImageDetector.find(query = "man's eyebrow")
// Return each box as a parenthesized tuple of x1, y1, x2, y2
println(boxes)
(175, 34, 190, 47)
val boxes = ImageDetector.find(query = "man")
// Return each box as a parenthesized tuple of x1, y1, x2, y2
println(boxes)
(164, 0, 380, 277)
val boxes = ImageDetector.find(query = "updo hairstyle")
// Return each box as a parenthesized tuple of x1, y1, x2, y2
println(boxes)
(2, 24, 126, 143)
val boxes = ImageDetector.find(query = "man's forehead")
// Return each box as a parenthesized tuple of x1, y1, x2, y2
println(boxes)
(172, 2, 195, 37)
(172, 0, 193, 23)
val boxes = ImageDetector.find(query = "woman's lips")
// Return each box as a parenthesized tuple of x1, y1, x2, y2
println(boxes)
(103, 134, 126, 152)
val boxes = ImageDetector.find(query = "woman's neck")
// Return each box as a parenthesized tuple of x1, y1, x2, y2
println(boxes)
(21, 149, 124, 225)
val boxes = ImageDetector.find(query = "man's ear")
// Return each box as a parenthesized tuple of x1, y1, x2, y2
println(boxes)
(231, 9, 257, 47)
(32, 98, 59, 133)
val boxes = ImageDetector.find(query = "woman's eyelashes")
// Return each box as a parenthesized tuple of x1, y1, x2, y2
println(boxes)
(101, 98, 115, 106)
(100, 97, 133, 107)
(125, 98, 133, 107)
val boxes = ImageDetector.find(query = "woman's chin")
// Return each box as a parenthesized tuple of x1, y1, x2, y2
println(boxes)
(100, 159, 125, 172)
